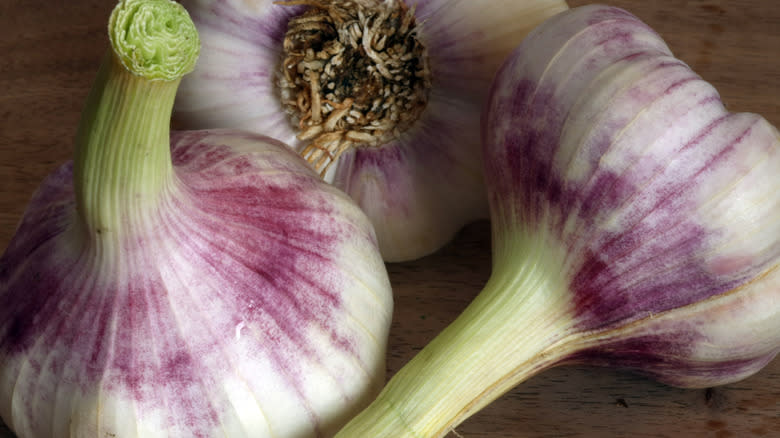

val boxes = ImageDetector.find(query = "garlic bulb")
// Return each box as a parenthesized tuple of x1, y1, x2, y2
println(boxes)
(0, 1, 392, 437)
(484, 4, 780, 386)
(173, 0, 569, 262)
(334, 5, 780, 437)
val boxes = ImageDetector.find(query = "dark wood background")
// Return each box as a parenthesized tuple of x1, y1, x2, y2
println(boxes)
(1, 0, 777, 436)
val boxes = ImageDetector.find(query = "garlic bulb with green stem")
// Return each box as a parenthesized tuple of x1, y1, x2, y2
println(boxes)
(173, 0, 569, 262)
(334, 5, 780, 437)
(0, 0, 392, 437)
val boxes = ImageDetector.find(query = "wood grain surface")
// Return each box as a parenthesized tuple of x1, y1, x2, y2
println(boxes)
(0, 0, 778, 437)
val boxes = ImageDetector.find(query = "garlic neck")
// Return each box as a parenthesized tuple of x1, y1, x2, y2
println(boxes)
(336, 228, 578, 437)
(73, 55, 178, 236)
(71, 0, 199, 238)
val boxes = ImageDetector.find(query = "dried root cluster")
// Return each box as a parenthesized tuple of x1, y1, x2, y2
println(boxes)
(277, 0, 431, 175)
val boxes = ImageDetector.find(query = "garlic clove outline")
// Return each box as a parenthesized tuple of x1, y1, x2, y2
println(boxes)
(333, 5, 780, 437)
(173, 0, 569, 262)
(0, 1, 393, 437)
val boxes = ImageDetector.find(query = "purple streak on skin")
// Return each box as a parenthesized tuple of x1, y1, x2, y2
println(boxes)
(565, 332, 778, 388)
(567, 114, 765, 329)
(486, 16, 672, 226)
(563, 280, 780, 389)
(563, 70, 707, 216)
(346, 145, 407, 189)
(0, 130, 374, 435)
(336, 143, 414, 223)
(342, 103, 473, 191)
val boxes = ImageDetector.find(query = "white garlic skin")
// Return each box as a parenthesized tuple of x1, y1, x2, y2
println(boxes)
(0, 130, 393, 438)
(483, 4, 780, 387)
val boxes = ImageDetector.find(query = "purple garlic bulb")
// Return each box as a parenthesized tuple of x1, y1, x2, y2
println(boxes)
(483, 3, 780, 385)
(0, 1, 393, 437)
(333, 5, 780, 437)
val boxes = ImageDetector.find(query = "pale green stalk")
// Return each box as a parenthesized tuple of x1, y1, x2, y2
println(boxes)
(72, 0, 199, 236)
(336, 224, 579, 437)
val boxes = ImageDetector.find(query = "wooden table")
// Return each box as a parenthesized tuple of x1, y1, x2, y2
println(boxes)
(1, 0, 777, 436)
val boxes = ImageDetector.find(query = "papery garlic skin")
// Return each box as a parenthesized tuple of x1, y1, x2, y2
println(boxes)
(174, 0, 569, 262)
(0, 1, 393, 437)
(483, 4, 780, 383)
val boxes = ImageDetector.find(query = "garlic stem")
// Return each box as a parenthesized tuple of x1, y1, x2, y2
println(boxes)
(336, 228, 578, 437)
(72, 0, 199, 236)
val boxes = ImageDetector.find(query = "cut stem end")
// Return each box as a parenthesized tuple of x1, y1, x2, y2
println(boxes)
(109, 0, 200, 81)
